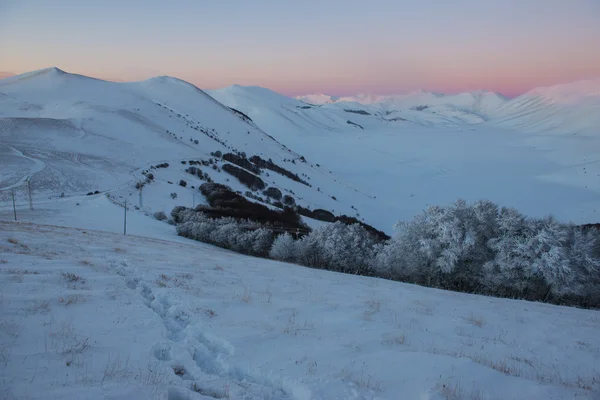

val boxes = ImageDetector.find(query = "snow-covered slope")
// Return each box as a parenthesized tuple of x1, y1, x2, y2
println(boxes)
(0, 68, 376, 230)
(3, 69, 600, 234)
(210, 82, 600, 227)
(297, 80, 600, 135)
(296, 90, 509, 121)
(489, 79, 600, 135)
(2, 219, 599, 400)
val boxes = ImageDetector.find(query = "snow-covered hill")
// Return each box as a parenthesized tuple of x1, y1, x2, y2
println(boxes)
(3, 69, 600, 234)
(2, 68, 600, 400)
(0, 67, 376, 231)
(489, 79, 600, 135)
(297, 80, 600, 135)
(2, 220, 599, 400)
(210, 83, 600, 228)
(296, 89, 509, 122)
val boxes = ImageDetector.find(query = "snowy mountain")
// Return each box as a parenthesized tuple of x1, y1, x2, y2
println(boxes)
(0, 67, 377, 232)
(297, 89, 509, 121)
(3, 68, 600, 234)
(2, 69, 600, 400)
(298, 80, 600, 135)
(210, 82, 600, 228)
(489, 79, 600, 135)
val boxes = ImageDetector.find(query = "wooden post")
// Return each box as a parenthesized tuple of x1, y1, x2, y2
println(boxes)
(138, 184, 143, 208)
(12, 191, 17, 221)
(27, 179, 33, 210)
(124, 199, 127, 235)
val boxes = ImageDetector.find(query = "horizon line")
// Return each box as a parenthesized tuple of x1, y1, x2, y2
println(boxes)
(3, 66, 600, 100)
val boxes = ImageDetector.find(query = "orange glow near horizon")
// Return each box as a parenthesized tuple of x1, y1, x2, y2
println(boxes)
(2, 0, 600, 98)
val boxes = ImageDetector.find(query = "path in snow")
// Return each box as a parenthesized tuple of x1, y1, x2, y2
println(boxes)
(0, 146, 47, 192)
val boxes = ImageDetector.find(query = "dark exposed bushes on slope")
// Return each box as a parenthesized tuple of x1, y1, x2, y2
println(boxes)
(222, 153, 261, 174)
(344, 109, 371, 116)
(249, 155, 310, 186)
(295, 206, 390, 241)
(221, 164, 266, 191)
(229, 107, 253, 122)
(263, 187, 283, 200)
(196, 182, 306, 230)
(346, 120, 364, 129)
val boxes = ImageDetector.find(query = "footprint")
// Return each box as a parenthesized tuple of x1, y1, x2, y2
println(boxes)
(140, 283, 155, 302)
(153, 342, 172, 361)
(125, 277, 139, 290)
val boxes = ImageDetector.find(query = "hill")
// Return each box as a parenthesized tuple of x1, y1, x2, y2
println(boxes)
(0, 68, 378, 232)
(1, 220, 599, 399)
(210, 84, 600, 227)
(489, 79, 600, 135)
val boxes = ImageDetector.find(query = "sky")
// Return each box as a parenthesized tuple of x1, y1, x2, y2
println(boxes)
(1, 0, 600, 97)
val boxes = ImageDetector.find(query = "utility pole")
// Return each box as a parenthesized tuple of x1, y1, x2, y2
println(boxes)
(11, 190, 17, 221)
(124, 199, 127, 235)
(27, 178, 33, 210)
(138, 183, 143, 208)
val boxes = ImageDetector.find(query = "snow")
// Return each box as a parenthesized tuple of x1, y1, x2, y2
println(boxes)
(2, 219, 600, 400)
(3, 68, 600, 235)
(0, 68, 371, 232)
(489, 80, 600, 135)
(210, 84, 600, 230)
(2, 68, 600, 399)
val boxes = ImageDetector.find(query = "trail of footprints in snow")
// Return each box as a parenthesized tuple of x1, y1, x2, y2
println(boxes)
(110, 259, 291, 400)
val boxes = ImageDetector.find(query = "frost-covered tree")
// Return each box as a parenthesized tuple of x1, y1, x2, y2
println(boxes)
(292, 222, 379, 273)
(250, 228, 274, 257)
(377, 200, 498, 291)
(485, 211, 600, 300)
(269, 233, 297, 262)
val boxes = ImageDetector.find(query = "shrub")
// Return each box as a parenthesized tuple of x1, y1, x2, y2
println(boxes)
(170, 192, 178, 199)
(179, 180, 187, 187)
(293, 222, 379, 274)
(222, 164, 265, 191)
(249, 155, 310, 186)
(154, 211, 168, 221)
(283, 195, 296, 206)
(175, 212, 276, 258)
(344, 109, 371, 115)
(171, 197, 600, 309)
(198, 183, 307, 230)
(376, 199, 600, 306)
(270, 233, 296, 262)
(263, 187, 283, 200)
(222, 153, 260, 174)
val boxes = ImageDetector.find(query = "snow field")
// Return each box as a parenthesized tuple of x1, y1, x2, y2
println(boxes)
(1, 221, 600, 399)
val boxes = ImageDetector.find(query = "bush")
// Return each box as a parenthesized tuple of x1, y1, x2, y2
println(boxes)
(283, 195, 295, 206)
(292, 222, 379, 274)
(198, 183, 307, 230)
(269, 233, 296, 262)
(179, 180, 187, 187)
(249, 155, 310, 186)
(221, 163, 265, 191)
(170, 192, 178, 199)
(376, 199, 600, 306)
(174, 212, 276, 258)
(222, 153, 260, 174)
(263, 187, 283, 200)
(154, 211, 168, 221)
(171, 197, 600, 309)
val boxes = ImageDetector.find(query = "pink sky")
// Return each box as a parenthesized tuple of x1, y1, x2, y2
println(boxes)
(2, 0, 600, 97)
